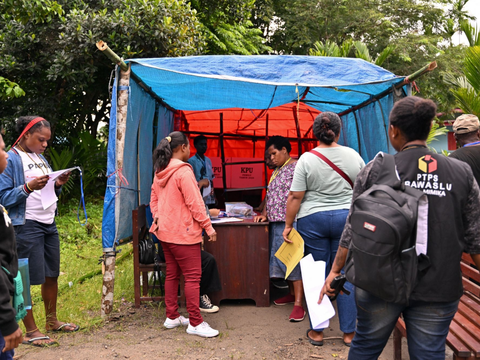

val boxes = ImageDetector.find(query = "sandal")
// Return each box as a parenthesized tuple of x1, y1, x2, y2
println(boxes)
(22, 336, 58, 347)
(47, 323, 80, 333)
(306, 329, 324, 346)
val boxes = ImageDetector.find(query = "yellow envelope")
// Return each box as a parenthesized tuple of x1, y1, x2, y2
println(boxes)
(274, 228, 304, 279)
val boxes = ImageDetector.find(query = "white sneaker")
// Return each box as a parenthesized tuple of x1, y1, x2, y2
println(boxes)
(186, 321, 219, 338)
(164, 315, 189, 329)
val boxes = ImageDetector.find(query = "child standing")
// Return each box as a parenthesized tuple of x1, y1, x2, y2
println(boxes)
(149, 131, 219, 338)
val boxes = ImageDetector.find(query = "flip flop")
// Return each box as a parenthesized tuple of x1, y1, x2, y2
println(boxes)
(22, 336, 58, 347)
(48, 323, 80, 333)
(306, 329, 324, 346)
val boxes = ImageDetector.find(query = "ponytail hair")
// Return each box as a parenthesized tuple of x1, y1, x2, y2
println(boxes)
(313, 112, 342, 145)
(389, 96, 436, 141)
(153, 131, 189, 172)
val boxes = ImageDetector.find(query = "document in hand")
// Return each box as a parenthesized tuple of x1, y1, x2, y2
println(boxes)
(300, 254, 335, 329)
(41, 167, 81, 210)
(274, 228, 304, 279)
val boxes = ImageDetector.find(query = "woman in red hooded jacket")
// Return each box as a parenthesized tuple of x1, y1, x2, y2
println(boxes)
(149, 131, 219, 338)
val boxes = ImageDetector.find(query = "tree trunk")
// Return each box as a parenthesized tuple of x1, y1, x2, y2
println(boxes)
(100, 251, 116, 317)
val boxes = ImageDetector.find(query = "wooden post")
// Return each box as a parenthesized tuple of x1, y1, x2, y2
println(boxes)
(219, 113, 227, 193)
(98, 41, 131, 317)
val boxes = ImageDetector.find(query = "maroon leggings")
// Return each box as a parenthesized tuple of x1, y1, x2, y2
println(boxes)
(160, 241, 203, 327)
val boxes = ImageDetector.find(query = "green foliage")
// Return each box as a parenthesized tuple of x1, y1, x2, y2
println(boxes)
(191, 0, 271, 54)
(309, 39, 353, 57)
(460, 20, 480, 47)
(27, 199, 138, 332)
(444, 44, 480, 117)
(0, 0, 205, 143)
(308, 39, 393, 67)
(48, 131, 107, 199)
(0, 76, 25, 100)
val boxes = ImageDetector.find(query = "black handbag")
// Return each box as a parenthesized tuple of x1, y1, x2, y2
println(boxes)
(138, 232, 164, 297)
(138, 234, 155, 265)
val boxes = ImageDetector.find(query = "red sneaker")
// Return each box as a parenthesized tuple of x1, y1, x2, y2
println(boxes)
(274, 293, 295, 306)
(289, 305, 306, 322)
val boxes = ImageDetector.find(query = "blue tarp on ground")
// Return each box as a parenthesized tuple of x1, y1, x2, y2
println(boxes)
(102, 55, 408, 250)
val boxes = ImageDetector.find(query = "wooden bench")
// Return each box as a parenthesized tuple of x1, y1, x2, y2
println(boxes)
(394, 254, 480, 359)
(132, 204, 185, 308)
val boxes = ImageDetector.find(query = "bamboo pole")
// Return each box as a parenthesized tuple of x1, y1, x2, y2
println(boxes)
(97, 41, 132, 317)
(96, 41, 128, 71)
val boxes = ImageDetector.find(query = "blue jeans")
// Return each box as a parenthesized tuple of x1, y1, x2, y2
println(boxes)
(0, 331, 14, 360)
(349, 288, 459, 360)
(297, 209, 356, 334)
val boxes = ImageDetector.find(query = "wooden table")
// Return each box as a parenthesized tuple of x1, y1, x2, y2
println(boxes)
(204, 218, 270, 307)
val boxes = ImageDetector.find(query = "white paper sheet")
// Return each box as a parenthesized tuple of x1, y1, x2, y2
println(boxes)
(40, 167, 80, 210)
(48, 167, 80, 181)
(300, 254, 335, 330)
(210, 217, 244, 223)
(40, 179, 58, 210)
(203, 184, 212, 198)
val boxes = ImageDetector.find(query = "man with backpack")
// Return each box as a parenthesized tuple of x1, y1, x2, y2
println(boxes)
(320, 97, 480, 360)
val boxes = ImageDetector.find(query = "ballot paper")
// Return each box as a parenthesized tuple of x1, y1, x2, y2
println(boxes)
(274, 228, 304, 279)
(300, 254, 335, 329)
(210, 217, 244, 224)
(40, 167, 80, 210)
(202, 184, 212, 198)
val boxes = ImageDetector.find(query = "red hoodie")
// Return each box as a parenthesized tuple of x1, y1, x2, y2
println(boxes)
(149, 158, 214, 244)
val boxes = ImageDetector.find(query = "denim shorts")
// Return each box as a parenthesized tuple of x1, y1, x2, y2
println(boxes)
(14, 219, 60, 285)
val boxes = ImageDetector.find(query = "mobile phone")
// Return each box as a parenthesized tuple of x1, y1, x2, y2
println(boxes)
(329, 274, 350, 301)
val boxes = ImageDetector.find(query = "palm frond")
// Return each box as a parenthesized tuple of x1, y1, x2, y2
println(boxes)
(353, 41, 372, 62)
(460, 20, 480, 47)
(443, 72, 472, 89)
(374, 46, 394, 66)
(464, 46, 480, 91)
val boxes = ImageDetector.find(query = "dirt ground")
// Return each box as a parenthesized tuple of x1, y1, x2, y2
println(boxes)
(14, 286, 445, 360)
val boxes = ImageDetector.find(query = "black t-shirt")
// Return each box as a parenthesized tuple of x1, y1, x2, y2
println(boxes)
(0, 205, 19, 336)
(450, 145, 480, 186)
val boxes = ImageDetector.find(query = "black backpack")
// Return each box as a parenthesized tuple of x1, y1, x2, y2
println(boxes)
(344, 153, 428, 304)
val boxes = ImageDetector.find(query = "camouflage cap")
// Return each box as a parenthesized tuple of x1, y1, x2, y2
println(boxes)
(453, 114, 480, 134)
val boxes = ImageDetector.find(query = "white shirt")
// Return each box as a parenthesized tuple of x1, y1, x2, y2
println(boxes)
(17, 148, 56, 224)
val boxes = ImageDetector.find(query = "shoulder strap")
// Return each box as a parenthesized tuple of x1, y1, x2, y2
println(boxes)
(372, 153, 402, 189)
(310, 149, 353, 188)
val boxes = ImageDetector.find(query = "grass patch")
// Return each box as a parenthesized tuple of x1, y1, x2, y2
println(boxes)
(24, 197, 136, 333)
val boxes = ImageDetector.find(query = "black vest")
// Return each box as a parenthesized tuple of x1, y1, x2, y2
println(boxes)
(394, 148, 473, 302)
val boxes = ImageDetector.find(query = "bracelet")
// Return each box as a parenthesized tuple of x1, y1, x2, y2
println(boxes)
(24, 183, 33, 194)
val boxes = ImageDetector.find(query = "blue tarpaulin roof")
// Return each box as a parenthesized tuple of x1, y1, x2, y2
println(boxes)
(126, 55, 405, 112)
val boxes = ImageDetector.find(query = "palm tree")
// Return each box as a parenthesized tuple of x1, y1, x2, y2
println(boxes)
(308, 39, 394, 67)
(443, 21, 480, 117)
